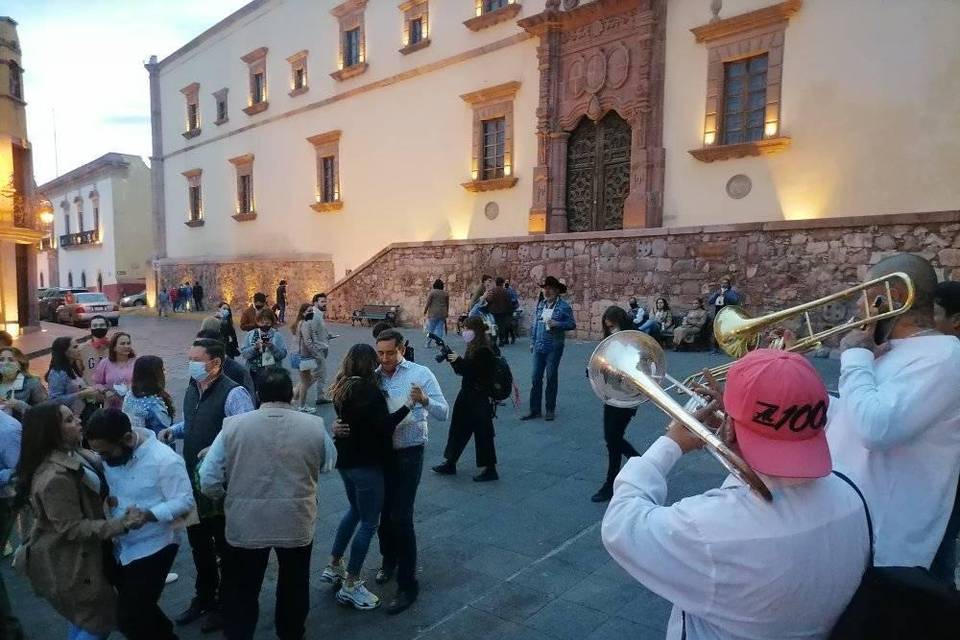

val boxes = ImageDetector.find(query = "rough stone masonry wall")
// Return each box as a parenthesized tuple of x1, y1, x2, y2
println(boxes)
(326, 211, 960, 341)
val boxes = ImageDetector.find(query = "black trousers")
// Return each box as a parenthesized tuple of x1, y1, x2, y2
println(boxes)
(493, 313, 512, 345)
(378, 445, 424, 593)
(186, 515, 227, 606)
(222, 543, 312, 640)
(444, 392, 496, 468)
(602, 405, 639, 489)
(117, 544, 179, 640)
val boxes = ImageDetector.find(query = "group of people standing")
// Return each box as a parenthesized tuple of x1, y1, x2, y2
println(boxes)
(159, 282, 205, 316)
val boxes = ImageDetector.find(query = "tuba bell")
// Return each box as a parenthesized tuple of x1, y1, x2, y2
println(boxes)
(588, 331, 772, 501)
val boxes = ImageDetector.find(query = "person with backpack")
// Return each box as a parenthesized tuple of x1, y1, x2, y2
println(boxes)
(601, 349, 869, 639)
(431, 316, 500, 482)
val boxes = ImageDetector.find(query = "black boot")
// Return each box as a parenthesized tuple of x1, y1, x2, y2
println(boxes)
(432, 461, 456, 475)
(473, 466, 499, 482)
(591, 484, 613, 503)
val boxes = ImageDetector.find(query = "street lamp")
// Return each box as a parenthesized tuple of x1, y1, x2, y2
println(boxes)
(38, 199, 54, 225)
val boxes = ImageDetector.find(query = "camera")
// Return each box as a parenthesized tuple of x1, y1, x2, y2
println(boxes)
(429, 333, 453, 363)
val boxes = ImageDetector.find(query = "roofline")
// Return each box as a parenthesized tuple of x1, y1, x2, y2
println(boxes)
(37, 153, 145, 195)
(153, 0, 271, 71)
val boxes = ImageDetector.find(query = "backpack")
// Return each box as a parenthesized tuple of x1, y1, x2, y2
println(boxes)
(829, 471, 960, 639)
(487, 353, 513, 402)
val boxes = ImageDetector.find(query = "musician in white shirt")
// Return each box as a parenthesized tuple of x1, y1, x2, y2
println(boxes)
(828, 253, 960, 569)
(602, 350, 869, 639)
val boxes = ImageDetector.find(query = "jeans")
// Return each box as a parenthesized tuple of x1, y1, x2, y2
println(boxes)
(222, 543, 312, 640)
(186, 515, 228, 605)
(277, 302, 286, 324)
(0, 499, 23, 640)
(425, 317, 446, 345)
(529, 345, 565, 414)
(636, 319, 661, 336)
(930, 475, 960, 585)
(67, 626, 105, 640)
(332, 467, 385, 577)
(378, 445, 424, 592)
(117, 544, 178, 640)
(602, 405, 640, 489)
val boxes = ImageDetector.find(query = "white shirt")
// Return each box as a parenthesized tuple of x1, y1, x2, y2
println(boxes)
(601, 436, 869, 640)
(827, 334, 960, 568)
(102, 429, 196, 566)
(377, 358, 449, 449)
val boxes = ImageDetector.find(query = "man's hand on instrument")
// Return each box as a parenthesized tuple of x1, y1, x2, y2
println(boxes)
(666, 419, 706, 454)
(839, 327, 891, 357)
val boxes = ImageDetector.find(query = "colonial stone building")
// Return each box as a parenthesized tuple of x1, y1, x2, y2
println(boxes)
(148, 0, 960, 316)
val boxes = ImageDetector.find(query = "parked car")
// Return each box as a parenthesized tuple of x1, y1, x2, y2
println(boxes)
(56, 292, 120, 327)
(37, 288, 89, 322)
(120, 290, 147, 307)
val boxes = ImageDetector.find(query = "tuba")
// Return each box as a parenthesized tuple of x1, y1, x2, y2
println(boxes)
(588, 331, 772, 501)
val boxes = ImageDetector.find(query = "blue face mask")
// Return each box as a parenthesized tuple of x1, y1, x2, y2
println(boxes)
(462, 329, 476, 343)
(189, 360, 210, 383)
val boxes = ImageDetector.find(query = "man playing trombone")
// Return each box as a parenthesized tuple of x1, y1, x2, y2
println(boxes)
(602, 350, 869, 638)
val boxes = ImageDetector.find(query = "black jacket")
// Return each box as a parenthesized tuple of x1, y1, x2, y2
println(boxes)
(334, 378, 410, 469)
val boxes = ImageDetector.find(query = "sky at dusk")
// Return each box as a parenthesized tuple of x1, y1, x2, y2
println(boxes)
(13, 0, 251, 185)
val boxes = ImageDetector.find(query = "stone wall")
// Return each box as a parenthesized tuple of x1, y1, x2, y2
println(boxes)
(326, 211, 960, 340)
(156, 254, 335, 312)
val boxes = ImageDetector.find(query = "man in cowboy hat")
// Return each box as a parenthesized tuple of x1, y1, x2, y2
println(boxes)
(522, 276, 576, 422)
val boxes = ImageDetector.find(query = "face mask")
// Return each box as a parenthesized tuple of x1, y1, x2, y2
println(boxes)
(219, 309, 230, 319)
(91, 327, 108, 339)
(0, 362, 18, 378)
(102, 445, 134, 468)
(462, 330, 476, 343)
(629, 301, 638, 309)
(304, 310, 314, 320)
(189, 360, 210, 383)
(254, 303, 264, 310)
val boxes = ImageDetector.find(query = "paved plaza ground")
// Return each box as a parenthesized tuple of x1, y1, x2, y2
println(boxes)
(5, 312, 843, 640)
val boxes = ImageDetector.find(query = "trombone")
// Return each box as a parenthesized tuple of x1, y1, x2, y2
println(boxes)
(588, 331, 773, 501)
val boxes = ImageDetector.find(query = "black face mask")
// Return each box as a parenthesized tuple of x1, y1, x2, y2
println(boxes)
(91, 327, 108, 339)
(629, 301, 638, 309)
(254, 304, 264, 310)
(102, 445, 134, 467)
(304, 310, 314, 320)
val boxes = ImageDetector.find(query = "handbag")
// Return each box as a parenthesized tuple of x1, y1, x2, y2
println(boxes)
(829, 471, 960, 639)
(290, 329, 303, 369)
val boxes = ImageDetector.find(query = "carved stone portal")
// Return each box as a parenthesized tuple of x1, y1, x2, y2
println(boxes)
(520, 0, 666, 234)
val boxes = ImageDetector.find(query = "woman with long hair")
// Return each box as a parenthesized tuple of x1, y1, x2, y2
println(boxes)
(16, 403, 142, 639)
(217, 302, 241, 358)
(432, 315, 499, 482)
(291, 302, 317, 412)
(92, 332, 137, 410)
(121, 355, 175, 436)
(319, 343, 416, 611)
(637, 297, 673, 336)
(591, 305, 641, 502)
(46, 337, 100, 421)
(0, 346, 47, 420)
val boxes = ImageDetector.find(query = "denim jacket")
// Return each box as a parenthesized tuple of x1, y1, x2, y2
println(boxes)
(531, 297, 576, 354)
(241, 327, 288, 370)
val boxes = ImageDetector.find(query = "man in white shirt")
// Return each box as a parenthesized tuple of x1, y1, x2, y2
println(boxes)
(602, 350, 869, 639)
(828, 253, 960, 569)
(86, 409, 195, 640)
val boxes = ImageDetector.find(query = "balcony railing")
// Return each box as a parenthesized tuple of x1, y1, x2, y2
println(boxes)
(60, 230, 100, 248)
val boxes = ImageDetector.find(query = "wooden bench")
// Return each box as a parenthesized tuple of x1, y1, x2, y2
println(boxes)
(351, 304, 399, 327)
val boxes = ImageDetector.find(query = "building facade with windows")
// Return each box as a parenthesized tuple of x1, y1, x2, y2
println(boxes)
(149, 0, 960, 306)
(37, 153, 153, 301)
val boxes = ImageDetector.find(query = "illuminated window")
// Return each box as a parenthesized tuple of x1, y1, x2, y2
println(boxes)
(410, 18, 423, 44)
(331, 0, 368, 81)
(720, 54, 768, 145)
(228, 154, 256, 220)
(73, 196, 84, 233)
(465, 0, 520, 31)
(213, 88, 229, 125)
(481, 118, 506, 180)
(344, 29, 361, 67)
(400, 1, 430, 54)
(241, 47, 269, 115)
(181, 82, 201, 138)
(461, 81, 520, 192)
(308, 130, 343, 212)
(182, 169, 203, 226)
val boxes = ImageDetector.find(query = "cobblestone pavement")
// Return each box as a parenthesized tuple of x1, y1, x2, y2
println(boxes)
(5, 312, 843, 640)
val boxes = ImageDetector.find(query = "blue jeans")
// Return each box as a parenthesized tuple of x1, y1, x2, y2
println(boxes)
(332, 467, 385, 577)
(67, 625, 106, 640)
(637, 319, 661, 336)
(530, 345, 565, 414)
(425, 318, 446, 345)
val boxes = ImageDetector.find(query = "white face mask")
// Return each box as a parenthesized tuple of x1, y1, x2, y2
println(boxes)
(462, 329, 476, 343)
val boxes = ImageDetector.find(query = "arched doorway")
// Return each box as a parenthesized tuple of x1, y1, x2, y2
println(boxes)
(565, 111, 632, 232)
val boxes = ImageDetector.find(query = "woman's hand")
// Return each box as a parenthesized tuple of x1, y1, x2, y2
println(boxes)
(79, 387, 100, 399)
(446, 351, 459, 363)
(333, 420, 351, 438)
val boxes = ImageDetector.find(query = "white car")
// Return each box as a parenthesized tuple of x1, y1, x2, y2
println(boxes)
(57, 292, 120, 326)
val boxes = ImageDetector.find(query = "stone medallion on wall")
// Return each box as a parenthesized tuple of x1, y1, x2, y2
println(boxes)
(725, 174, 752, 199)
(484, 201, 500, 220)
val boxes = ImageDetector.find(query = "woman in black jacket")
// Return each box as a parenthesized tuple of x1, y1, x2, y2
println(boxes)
(216, 301, 241, 358)
(591, 305, 641, 502)
(319, 343, 419, 611)
(432, 316, 499, 482)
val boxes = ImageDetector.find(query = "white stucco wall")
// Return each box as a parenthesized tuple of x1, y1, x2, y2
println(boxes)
(49, 176, 117, 290)
(158, 0, 544, 277)
(663, 0, 960, 225)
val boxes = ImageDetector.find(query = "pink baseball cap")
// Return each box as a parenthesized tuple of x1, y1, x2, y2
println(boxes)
(723, 349, 831, 479)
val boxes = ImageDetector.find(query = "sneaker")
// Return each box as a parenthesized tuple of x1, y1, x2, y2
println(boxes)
(319, 562, 346, 584)
(299, 406, 317, 414)
(336, 580, 381, 610)
(165, 572, 179, 585)
(375, 566, 394, 585)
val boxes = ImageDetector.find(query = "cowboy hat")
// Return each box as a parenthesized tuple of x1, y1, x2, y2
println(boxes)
(539, 276, 568, 294)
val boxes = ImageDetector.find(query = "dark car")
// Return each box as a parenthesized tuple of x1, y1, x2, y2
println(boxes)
(37, 288, 89, 322)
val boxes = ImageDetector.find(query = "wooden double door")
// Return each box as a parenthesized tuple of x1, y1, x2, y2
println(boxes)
(565, 111, 632, 232)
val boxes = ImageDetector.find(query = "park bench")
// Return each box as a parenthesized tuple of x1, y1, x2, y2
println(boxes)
(351, 304, 399, 327)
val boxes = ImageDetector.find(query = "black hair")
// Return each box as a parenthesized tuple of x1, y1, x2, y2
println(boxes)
(601, 305, 633, 337)
(432, 279, 444, 290)
(495, 277, 505, 287)
(253, 292, 267, 304)
(195, 329, 223, 343)
(312, 292, 328, 304)
(0, 331, 11, 348)
(371, 321, 393, 339)
(85, 408, 132, 443)
(192, 338, 225, 363)
(481, 274, 492, 283)
(89, 314, 108, 326)
(375, 328, 405, 349)
(16, 403, 68, 496)
(46, 337, 80, 381)
(257, 366, 294, 403)
(131, 355, 175, 420)
(935, 281, 960, 317)
(655, 297, 670, 311)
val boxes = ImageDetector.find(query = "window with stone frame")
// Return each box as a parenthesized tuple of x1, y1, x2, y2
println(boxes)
(331, 0, 368, 81)
(399, 1, 430, 55)
(460, 81, 520, 192)
(228, 154, 256, 220)
(67, 271, 73, 287)
(89, 190, 100, 238)
(241, 47, 269, 116)
(61, 201, 70, 235)
(465, 0, 521, 32)
(287, 50, 309, 97)
(213, 88, 229, 125)
(181, 82, 201, 138)
(8, 62, 23, 100)
(182, 169, 204, 226)
(689, 0, 800, 162)
(308, 130, 343, 212)
(73, 197, 84, 233)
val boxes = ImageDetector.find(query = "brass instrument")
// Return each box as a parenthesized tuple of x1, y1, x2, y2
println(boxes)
(588, 330, 773, 501)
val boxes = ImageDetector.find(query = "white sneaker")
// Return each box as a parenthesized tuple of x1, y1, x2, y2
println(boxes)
(299, 406, 317, 414)
(319, 562, 346, 584)
(165, 573, 179, 585)
(336, 580, 381, 610)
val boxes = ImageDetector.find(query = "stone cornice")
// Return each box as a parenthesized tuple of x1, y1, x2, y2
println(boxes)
(180, 82, 199, 96)
(331, 0, 368, 18)
(519, 0, 649, 35)
(691, 0, 802, 43)
(461, 177, 519, 193)
(37, 153, 136, 195)
(688, 137, 791, 162)
(240, 46, 268, 63)
(228, 153, 254, 166)
(286, 49, 308, 63)
(181, 168, 202, 178)
(398, 0, 425, 11)
(464, 3, 522, 32)
(306, 130, 341, 146)
(460, 80, 521, 105)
